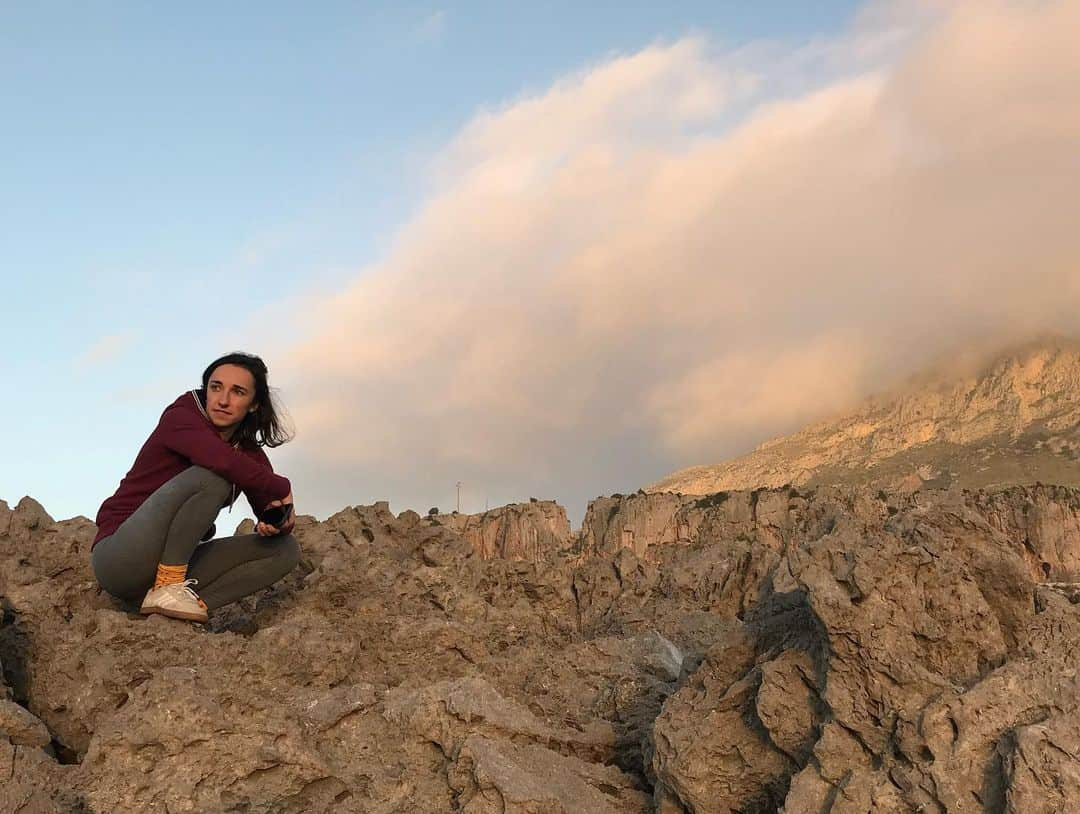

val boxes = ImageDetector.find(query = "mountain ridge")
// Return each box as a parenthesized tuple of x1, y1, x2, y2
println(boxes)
(649, 336, 1080, 495)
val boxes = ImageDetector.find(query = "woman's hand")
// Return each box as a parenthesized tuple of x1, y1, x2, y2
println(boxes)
(257, 492, 296, 536)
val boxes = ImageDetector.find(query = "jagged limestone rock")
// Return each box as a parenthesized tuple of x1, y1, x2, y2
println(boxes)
(1, 484, 1079, 811)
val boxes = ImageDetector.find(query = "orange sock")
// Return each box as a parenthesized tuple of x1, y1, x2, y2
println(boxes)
(154, 563, 188, 589)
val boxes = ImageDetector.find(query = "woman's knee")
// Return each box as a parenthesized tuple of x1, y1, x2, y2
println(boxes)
(91, 537, 152, 601)
(276, 534, 302, 574)
(180, 466, 231, 503)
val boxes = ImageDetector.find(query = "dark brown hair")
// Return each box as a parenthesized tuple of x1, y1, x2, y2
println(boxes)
(199, 352, 294, 448)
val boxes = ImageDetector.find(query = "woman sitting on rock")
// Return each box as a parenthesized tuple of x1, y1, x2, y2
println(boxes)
(91, 352, 300, 623)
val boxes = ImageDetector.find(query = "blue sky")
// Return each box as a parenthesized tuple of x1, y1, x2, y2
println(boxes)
(1, 1, 891, 522)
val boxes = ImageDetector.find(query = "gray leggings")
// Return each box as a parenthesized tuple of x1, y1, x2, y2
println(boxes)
(92, 466, 300, 611)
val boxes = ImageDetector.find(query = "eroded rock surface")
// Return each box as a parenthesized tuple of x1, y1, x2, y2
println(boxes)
(435, 500, 573, 560)
(1, 484, 1079, 812)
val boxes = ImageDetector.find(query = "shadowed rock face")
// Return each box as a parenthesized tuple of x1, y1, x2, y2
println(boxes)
(1, 484, 1079, 812)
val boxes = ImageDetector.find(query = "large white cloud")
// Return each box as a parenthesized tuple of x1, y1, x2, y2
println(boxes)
(266, 0, 1080, 522)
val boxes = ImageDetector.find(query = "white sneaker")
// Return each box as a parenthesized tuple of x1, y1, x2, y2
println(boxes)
(139, 579, 209, 623)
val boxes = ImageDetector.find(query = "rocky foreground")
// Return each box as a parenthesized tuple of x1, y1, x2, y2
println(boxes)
(2, 485, 1080, 813)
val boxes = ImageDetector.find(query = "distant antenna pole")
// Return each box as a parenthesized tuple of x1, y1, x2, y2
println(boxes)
(456, 481, 462, 513)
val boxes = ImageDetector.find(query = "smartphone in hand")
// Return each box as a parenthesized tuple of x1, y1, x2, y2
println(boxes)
(259, 504, 293, 527)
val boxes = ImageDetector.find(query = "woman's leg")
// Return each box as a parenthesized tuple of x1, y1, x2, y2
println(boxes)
(186, 533, 301, 610)
(91, 466, 230, 601)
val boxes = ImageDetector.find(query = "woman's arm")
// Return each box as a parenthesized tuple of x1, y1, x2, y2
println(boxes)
(241, 446, 297, 535)
(158, 403, 291, 500)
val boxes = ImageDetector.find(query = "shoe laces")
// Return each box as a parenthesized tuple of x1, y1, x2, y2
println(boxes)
(179, 578, 207, 608)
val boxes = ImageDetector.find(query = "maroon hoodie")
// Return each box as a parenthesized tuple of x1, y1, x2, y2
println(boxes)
(92, 390, 291, 547)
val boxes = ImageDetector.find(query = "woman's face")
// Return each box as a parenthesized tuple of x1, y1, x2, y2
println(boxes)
(205, 364, 258, 430)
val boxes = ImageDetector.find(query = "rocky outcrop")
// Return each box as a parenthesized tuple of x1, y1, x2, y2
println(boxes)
(0, 495, 668, 813)
(647, 486, 1080, 813)
(2, 483, 1080, 812)
(586, 484, 1080, 585)
(651, 338, 1080, 496)
(434, 499, 573, 560)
